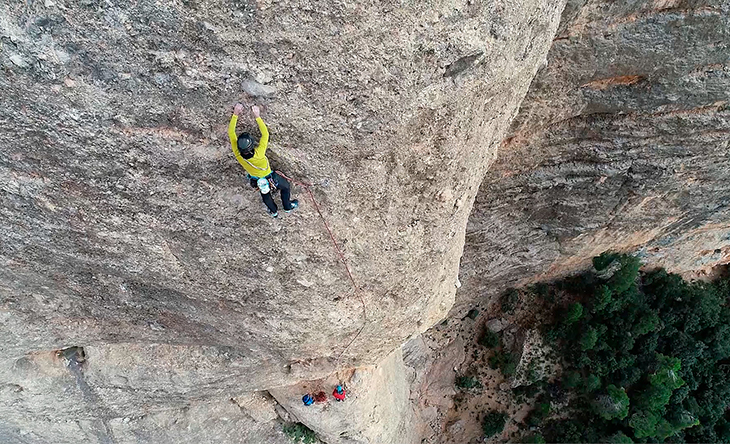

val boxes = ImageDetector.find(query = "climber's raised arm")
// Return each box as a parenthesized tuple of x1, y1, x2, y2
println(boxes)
(252, 105, 269, 159)
(229, 103, 244, 152)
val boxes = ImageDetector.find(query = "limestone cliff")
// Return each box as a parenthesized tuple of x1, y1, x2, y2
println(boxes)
(4, 0, 728, 441)
(408, 0, 730, 441)
(459, 0, 730, 309)
(0, 0, 564, 442)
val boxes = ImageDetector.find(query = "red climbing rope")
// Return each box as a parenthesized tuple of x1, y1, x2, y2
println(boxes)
(275, 171, 368, 366)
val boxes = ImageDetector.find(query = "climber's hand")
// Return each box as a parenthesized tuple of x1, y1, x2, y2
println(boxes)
(233, 103, 244, 116)
(251, 105, 261, 118)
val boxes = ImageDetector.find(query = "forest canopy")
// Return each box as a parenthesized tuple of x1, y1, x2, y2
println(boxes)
(523, 253, 730, 443)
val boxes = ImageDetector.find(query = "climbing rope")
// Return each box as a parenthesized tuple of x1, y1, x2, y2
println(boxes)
(274, 171, 368, 368)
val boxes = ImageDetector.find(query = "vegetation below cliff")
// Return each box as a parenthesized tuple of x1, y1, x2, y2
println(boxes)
(531, 253, 730, 443)
(449, 254, 730, 443)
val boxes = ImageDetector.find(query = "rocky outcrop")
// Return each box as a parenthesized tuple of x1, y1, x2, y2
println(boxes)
(0, 348, 290, 443)
(0, 0, 565, 441)
(458, 0, 730, 308)
(270, 348, 416, 444)
(402, 332, 467, 442)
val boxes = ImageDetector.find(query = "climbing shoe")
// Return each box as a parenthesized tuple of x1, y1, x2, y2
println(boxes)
(269, 210, 279, 218)
(285, 200, 299, 213)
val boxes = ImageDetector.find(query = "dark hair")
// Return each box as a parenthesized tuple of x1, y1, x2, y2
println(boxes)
(237, 133, 257, 159)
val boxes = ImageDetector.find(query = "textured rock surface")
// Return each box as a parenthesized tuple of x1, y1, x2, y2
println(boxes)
(402, 332, 466, 443)
(510, 329, 557, 388)
(270, 348, 416, 444)
(0, 0, 564, 441)
(458, 0, 730, 308)
(0, 349, 290, 444)
(401, 0, 730, 440)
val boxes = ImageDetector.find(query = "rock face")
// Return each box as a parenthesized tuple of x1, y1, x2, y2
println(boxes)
(0, 0, 565, 442)
(269, 348, 416, 444)
(459, 0, 730, 308)
(0, 349, 290, 444)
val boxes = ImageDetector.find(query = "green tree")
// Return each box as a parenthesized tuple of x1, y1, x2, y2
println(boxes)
(283, 423, 317, 443)
(716, 417, 730, 442)
(708, 324, 730, 360)
(606, 431, 633, 443)
(635, 354, 685, 412)
(629, 411, 660, 439)
(633, 311, 660, 336)
(594, 385, 629, 420)
(593, 252, 616, 271)
(663, 410, 700, 439)
(526, 401, 551, 427)
(489, 350, 517, 377)
(547, 420, 584, 442)
(479, 329, 500, 348)
(564, 303, 584, 325)
(605, 254, 641, 294)
(517, 253, 730, 443)
(456, 376, 481, 389)
(652, 354, 684, 390)
(483, 411, 507, 438)
(583, 373, 601, 392)
(580, 327, 599, 351)
(592, 285, 612, 313)
(562, 371, 581, 389)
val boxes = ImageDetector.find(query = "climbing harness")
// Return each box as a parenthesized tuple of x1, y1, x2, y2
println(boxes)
(274, 170, 368, 368)
(249, 173, 278, 194)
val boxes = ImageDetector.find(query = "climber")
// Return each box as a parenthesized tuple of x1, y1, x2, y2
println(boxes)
(332, 385, 346, 401)
(228, 103, 298, 218)
(302, 394, 314, 406)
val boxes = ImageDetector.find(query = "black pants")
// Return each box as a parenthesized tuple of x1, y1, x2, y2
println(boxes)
(250, 172, 293, 213)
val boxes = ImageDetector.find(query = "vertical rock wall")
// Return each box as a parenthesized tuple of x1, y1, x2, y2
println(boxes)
(0, 0, 565, 442)
(459, 0, 730, 308)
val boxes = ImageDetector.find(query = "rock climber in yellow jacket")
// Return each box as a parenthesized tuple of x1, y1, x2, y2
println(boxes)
(229, 103, 298, 217)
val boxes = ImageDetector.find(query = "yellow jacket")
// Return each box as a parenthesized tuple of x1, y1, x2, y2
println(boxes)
(228, 115, 272, 178)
